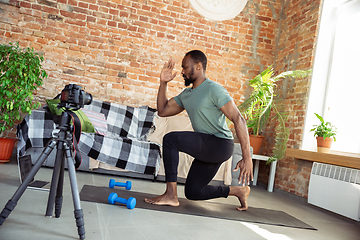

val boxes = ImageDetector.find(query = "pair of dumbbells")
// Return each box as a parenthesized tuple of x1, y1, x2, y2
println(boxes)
(108, 179, 136, 209)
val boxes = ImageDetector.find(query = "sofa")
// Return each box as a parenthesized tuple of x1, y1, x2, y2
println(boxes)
(17, 99, 244, 185)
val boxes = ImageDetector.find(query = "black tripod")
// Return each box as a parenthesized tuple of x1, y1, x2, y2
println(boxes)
(0, 111, 85, 239)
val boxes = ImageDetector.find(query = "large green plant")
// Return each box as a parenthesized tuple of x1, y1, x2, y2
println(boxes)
(0, 42, 47, 137)
(310, 113, 337, 141)
(238, 65, 311, 162)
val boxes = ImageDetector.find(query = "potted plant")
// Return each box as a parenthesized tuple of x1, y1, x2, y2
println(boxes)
(238, 65, 311, 163)
(0, 42, 47, 163)
(310, 113, 337, 153)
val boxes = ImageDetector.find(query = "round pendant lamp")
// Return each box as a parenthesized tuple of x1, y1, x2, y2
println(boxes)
(189, 0, 248, 21)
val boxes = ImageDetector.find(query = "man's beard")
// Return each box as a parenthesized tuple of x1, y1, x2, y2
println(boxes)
(184, 77, 195, 86)
(183, 68, 196, 86)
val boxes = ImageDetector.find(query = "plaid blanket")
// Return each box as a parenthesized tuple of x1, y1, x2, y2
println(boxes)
(17, 100, 161, 175)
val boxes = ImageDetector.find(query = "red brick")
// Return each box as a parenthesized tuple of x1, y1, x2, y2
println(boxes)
(73, 6, 91, 15)
(105, 63, 125, 71)
(32, 4, 41, 10)
(20, 1, 31, 8)
(110, 9, 119, 15)
(79, 2, 89, 8)
(87, 16, 96, 22)
(118, 23, 128, 29)
(68, 0, 78, 7)
(108, 20, 117, 27)
(76, 13, 87, 21)
(104, 51, 116, 57)
(120, 11, 129, 18)
(128, 26, 137, 32)
(157, 32, 165, 38)
(98, 0, 116, 9)
(59, 10, 75, 18)
(89, 4, 99, 11)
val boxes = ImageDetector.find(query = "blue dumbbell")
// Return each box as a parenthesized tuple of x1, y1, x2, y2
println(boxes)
(109, 179, 132, 190)
(108, 192, 136, 209)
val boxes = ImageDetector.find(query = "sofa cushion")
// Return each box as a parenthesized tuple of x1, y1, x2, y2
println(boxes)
(81, 108, 107, 135)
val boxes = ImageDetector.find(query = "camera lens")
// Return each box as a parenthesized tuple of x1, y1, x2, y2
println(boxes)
(83, 92, 93, 105)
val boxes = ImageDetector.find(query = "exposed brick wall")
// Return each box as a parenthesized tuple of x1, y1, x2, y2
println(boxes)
(0, 0, 322, 198)
(1, 0, 274, 107)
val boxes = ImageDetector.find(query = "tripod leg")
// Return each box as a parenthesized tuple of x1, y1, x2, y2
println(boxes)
(0, 140, 57, 225)
(64, 145, 85, 240)
(45, 139, 66, 217)
(54, 154, 65, 218)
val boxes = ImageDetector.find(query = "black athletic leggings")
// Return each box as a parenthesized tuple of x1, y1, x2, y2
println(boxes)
(163, 131, 234, 200)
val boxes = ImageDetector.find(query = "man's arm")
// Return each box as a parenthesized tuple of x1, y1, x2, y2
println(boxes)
(220, 100, 253, 186)
(157, 59, 184, 117)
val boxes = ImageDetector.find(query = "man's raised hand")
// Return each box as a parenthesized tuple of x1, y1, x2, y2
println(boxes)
(160, 59, 177, 83)
(234, 158, 253, 186)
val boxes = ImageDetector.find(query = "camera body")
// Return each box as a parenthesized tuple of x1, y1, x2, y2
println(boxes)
(59, 84, 92, 110)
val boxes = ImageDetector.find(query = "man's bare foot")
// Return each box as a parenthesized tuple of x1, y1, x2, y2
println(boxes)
(144, 182, 179, 206)
(229, 186, 251, 211)
(144, 193, 180, 206)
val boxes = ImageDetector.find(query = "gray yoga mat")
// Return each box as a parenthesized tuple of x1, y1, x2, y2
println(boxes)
(79, 184, 316, 230)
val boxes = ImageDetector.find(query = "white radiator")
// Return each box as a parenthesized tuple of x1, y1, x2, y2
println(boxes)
(308, 162, 360, 221)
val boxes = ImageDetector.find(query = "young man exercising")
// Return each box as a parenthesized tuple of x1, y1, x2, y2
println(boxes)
(145, 50, 253, 211)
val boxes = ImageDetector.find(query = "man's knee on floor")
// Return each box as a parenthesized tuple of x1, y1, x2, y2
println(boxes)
(184, 185, 202, 200)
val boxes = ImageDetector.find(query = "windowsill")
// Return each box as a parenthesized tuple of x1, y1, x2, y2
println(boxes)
(285, 148, 360, 170)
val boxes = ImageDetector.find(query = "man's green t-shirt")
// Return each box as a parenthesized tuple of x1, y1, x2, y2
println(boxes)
(174, 78, 233, 139)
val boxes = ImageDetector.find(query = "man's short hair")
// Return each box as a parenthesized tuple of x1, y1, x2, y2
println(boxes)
(185, 50, 207, 71)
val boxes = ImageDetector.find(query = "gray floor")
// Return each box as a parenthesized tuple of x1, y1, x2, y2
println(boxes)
(0, 151, 359, 240)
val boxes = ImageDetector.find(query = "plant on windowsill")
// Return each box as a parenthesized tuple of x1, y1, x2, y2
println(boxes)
(0, 42, 47, 163)
(238, 65, 311, 163)
(310, 113, 337, 153)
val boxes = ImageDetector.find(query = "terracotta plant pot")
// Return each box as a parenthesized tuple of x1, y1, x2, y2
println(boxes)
(249, 135, 264, 155)
(316, 137, 333, 153)
(0, 138, 17, 163)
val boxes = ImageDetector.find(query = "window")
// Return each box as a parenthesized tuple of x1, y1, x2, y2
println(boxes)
(302, 0, 360, 153)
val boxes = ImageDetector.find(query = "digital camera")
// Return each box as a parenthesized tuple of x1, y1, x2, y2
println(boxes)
(59, 84, 92, 110)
